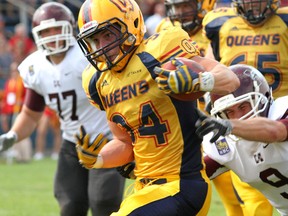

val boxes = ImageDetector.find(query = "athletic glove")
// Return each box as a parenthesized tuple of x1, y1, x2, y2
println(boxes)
(195, 109, 233, 143)
(75, 126, 108, 169)
(0, 131, 17, 152)
(116, 161, 136, 179)
(154, 59, 214, 94)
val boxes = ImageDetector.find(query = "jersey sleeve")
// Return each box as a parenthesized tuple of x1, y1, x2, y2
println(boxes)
(268, 96, 288, 140)
(204, 155, 229, 179)
(17, 52, 43, 95)
(268, 96, 288, 120)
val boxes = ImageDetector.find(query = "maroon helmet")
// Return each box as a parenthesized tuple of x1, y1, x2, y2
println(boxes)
(32, 2, 75, 56)
(210, 64, 272, 119)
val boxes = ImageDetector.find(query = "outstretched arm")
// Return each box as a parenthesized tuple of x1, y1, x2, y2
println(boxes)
(196, 109, 288, 143)
(0, 88, 45, 152)
(229, 117, 288, 142)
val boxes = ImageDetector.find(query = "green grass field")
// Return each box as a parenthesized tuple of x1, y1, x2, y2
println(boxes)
(0, 157, 280, 216)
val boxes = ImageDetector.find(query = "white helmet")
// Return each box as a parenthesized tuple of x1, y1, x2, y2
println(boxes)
(32, 2, 76, 56)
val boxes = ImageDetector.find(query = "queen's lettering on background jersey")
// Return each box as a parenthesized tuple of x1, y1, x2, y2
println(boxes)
(226, 34, 280, 47)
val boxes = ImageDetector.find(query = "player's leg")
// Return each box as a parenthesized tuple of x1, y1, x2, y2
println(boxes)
(88, 168, 125, 216)
(231, 171, 273, 216)
(212, 171, 244, 216)
(112, 174, 211, 216)
(54, 139, 89, 216)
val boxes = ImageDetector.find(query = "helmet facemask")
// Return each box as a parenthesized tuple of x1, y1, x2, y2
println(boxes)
(165, 0, 203, 35)
(33, 20, 75, 56)
(233, 0, 279, 26)
(77, 18, 137, 72)
(211, 91, 270, 120)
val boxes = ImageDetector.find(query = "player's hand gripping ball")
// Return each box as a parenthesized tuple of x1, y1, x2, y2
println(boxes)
(154, 57, 205, 101)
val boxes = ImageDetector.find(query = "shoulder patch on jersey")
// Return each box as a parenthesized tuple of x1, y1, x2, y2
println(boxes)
(215, 138, 230, 155)
(29, 65, 35, 76)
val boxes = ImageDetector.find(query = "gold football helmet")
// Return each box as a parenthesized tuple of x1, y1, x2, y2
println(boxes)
(165, 0, 216, 35)
(77, 0, 146, 72)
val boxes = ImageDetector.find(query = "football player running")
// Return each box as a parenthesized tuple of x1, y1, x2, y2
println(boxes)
(76, 0, 239, 215)
(195, 64, 288, 216)
(0, 2, 125, 216)
(202, 0, 288, 214)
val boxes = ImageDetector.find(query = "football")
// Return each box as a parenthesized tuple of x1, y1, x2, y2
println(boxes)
(162, 57, 206, 101)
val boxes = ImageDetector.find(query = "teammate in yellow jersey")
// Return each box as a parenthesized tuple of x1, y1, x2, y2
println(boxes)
(75, 0, 239, 215)
(157, 0, 216, 57)
(202, 0, 288, 215)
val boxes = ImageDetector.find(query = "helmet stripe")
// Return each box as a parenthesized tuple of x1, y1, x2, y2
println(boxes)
(82, 0, 93, 24)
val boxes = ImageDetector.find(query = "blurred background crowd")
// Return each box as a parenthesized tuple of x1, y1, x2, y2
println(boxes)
(0, 0, 233, 163)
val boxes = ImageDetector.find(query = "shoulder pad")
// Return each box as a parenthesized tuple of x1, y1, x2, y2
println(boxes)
(203, 7, 237, 32)
(155, 17, 174, 33)
(276, 7, 288, 27)
(268, 96, 288, 120)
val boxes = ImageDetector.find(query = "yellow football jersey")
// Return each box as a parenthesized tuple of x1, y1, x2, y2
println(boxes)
(203, 6, 288, 98)
(82, 26, 206, 179)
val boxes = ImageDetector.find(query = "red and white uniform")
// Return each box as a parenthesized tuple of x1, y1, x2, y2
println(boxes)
(203, 96, 288, 216)
(18, 43, 111, 141)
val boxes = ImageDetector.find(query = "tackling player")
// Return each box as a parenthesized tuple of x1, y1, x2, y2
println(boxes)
(195, 64, 288, 216)
(202, 0, 288, 214)
(0, 2, 125, 216)
(75, 0, 239, 215)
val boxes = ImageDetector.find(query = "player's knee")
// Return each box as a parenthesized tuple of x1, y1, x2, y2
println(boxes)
(90, 202, 121, 216)
(59, 201, 89, 216)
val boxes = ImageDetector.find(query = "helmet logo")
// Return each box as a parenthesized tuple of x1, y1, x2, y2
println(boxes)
(110, 0, 134, 13)
(40, 18, 56, 25)
(81, 20, 99, 33)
